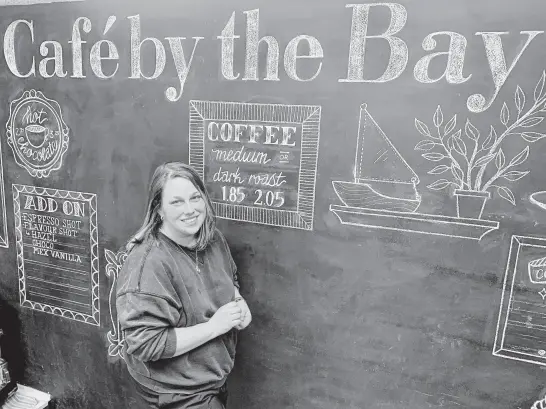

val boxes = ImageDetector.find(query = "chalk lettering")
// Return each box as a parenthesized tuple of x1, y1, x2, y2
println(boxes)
(39, 40, 67, 78)
(218, 12, 240, 80)
(340, 3, 408, 83)
(467, 31, 543, 112)
(62, 219, 82, 229)
(128, 14, 166, 80)
(57, 227, 79, 237)
(284, 35, 324, 82)
(17, 140, 59, 163)
(32, 239, 54, 249)
(23, 222, 58, 234)
(68, 17, 92, 78)
(22, 106, 48, 126)
(414, 31, 471, 84)
(243, 9, 279, 81)
(248, 172, 287, 187)
(213, 167, 246, 184)
(62, 200, 85, 217)
(23, 195, 58, 213)
(4, 19, 35, 78)
(21, 212, 60, 226)
(164, 36, 203, 102)
(207, 122, 297, 147)
(90, 17, 120, 79)
(30, 230, 56, 242)
(210, 146, 271, 165)
(33, 247, 82, 263)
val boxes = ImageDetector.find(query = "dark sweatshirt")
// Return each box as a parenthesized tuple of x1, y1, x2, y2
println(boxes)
(116, 229, 239, 395)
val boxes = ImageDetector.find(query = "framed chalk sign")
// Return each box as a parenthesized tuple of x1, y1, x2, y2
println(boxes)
(189, 100, 321, 230)
(12, 184, 99, 326)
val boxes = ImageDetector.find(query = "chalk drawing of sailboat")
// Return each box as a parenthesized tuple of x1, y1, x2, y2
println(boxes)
(332, 103, 422, 213)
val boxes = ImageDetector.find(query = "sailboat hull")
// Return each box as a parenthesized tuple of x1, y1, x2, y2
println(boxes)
(332, 181, 421, 213)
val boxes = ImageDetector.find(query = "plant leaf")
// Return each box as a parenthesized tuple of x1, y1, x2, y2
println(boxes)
(414, 140, 437, 151)
(453, 134, 467, 157)
(433, 105, 444, 128)
(508, 146, 530, 167)
(473, 153, 496, 168)
(515, 85, 525, 113)
(520, 116, 544, 128)
(415, 119, 432, 137)
(428, 165, 450, 174)
(444, 114, 457, 135)
(502, 170, 530, 181)
(535, 70, 546, 102)
(446, 135, 454, 152)
(495, 148, 505, 169)
(496, 185, 516, 205)
(465, 119, 479, 141)
(422, 152, 446, 162)
(427, 179, 452, 190)
(500, 102, 510, 126)
(451, 164, 464, 182)
(482, 126, 497, 150)
(521, 132, 546, 143)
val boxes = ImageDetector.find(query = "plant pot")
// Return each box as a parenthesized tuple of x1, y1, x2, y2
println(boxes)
(454, 189, 490, 219)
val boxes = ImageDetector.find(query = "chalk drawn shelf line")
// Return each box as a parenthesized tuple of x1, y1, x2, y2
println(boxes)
(330, 204, 500, 240)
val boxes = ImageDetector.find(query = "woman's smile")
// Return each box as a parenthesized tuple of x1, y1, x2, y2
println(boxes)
(180, 215, 199, 226)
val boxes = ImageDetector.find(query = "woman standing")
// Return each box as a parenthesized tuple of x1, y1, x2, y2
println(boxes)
(116, 162, 252, 409)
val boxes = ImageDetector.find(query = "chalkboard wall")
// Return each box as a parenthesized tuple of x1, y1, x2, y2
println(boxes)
(1, 0, 546, 408)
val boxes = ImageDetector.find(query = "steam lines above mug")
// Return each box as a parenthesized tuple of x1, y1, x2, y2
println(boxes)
(329, 104, 500, 241)
(189, 100, 320, 230)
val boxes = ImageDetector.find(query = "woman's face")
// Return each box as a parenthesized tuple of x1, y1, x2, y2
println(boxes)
(159, 177, 207, 244)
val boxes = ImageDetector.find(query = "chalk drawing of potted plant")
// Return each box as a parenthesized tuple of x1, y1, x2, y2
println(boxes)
(415, 71, 546, 219)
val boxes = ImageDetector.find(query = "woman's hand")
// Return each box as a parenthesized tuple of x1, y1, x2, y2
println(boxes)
(234, 298, 252, 330)
(208, 301, 243, 336)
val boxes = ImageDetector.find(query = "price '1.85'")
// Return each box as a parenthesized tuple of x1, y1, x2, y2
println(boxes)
(221, 186, 285, 208)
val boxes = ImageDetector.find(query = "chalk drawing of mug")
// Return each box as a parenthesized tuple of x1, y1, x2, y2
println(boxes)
(24, 124, 49, 149)
(6, 90, 69, 178)
(529, 256, 546, 284)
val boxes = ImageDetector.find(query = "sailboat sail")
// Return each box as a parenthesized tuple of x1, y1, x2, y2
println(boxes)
(354, 104, 419, 186)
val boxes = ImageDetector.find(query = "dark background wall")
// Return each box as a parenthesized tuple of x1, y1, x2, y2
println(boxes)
(0, 0, 546, 408)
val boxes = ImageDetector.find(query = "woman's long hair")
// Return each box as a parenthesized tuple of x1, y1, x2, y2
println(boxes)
(125, 162, 216, 253)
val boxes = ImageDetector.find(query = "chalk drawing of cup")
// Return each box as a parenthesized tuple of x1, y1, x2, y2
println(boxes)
(529, 256, 546, 284)
(24, 124, 48, 148)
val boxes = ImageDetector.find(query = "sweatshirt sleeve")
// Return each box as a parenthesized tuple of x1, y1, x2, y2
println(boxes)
(117, 291, 178, 362)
